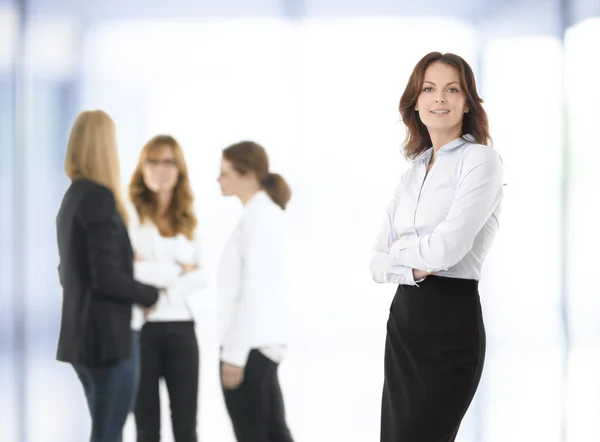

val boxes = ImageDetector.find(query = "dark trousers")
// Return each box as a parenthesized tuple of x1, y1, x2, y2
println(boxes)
(381, 276, 486, 442)
(73, 330, 141, 442)
(222, 349, 294, 442)
(134, 321, 199, 442)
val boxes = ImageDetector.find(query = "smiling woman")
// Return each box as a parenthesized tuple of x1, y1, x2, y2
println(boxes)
(415, 64, 468, 140)
(399, 52, 490, 160)
(371, 51, 503, 442)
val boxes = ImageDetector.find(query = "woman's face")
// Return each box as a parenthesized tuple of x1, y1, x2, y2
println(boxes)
(217, 158, 245, 197)
(217, 157, 260, 197)
(415, 61, 469, 137)
(141, 145, 179, 194)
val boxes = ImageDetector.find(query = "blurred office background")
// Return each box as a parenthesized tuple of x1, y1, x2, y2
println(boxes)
(1, 0, 599, 440)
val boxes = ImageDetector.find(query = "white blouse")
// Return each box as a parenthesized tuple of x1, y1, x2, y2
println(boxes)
(128, 205, 207, 329)
(371, 135, 504, 285)
(217, 191, 290, 367)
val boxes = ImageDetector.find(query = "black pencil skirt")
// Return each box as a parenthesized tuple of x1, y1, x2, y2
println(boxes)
(380, 275, 486, 442)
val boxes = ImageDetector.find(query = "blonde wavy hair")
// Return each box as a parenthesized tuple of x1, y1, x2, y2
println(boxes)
(64, 110, 129, 225)
(128, 135, 197, 240)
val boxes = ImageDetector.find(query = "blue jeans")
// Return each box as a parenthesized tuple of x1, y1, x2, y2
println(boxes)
(73, 331, 141, 442)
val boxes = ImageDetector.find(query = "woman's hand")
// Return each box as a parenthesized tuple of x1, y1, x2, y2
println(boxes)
(143, 287, 165, 318)
(412, 269, 430, 280)
(143, 305, 157, 319)
(389, 242, 430, 280)
(177, 262, 199, 274)
(221, 363, 244, 390)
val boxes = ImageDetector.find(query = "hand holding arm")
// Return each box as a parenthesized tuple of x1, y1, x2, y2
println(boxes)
(167, 236, 208, 300)
(370, 183, 418, 286)
(389, 148, 503, 272)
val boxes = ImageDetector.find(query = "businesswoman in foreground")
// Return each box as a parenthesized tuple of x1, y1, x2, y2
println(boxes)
(217, 141, 295, 442)
(370, 52, 503, 442)
(56, 110, 159, 442)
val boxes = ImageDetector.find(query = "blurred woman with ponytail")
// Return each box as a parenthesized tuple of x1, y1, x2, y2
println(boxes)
(216, 141, 295, 442)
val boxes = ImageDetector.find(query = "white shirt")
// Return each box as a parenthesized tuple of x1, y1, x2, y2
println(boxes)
(217, 191, 290, 367)
(370, 135, 503, 285)
(128, 206, 207, 329)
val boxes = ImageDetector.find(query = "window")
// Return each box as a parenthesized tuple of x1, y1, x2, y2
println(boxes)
(479, 35, 564, 442)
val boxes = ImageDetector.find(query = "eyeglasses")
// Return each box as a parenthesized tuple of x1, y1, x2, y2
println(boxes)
(144, 158, 178, 168)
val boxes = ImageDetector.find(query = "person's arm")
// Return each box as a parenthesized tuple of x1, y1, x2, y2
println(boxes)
(167, 235, 208, 300)
(134, 261, 182, 287)
(370, 181, 419, 286)
(127, 205, 187, 289)
(220, 217, 273, 367)
(389, 148, 503, 272)
(78, 185, 158, 307)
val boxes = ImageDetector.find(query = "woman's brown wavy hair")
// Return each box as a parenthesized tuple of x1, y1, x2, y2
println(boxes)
(128, 135, 197, 240)
(399, 52, 491, 159)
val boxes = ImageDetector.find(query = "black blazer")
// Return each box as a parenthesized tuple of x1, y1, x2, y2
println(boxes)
(56, 179, 158, 368)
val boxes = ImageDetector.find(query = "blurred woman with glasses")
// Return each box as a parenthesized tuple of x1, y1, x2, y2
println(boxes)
(128, 135, 206, 442)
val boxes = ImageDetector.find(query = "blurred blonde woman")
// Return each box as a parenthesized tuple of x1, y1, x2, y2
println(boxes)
(128, 135, 206, 442)
(56, 110, 160, 442)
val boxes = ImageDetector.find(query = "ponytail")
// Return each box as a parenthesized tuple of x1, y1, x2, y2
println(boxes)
(261, 172, 291, 210)
(223, 141, 292, 209)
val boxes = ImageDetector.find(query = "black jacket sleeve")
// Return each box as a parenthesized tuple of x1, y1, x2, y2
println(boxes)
(78, 185, 158, 307)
